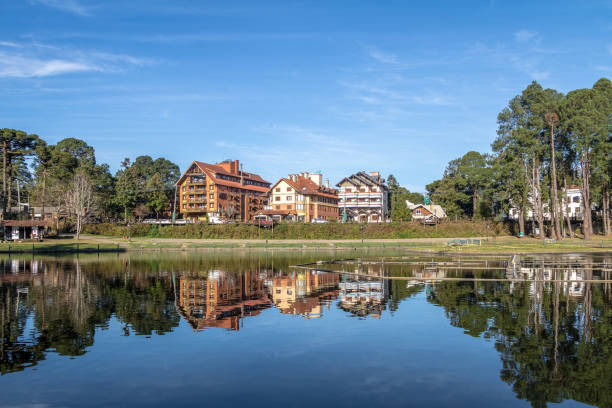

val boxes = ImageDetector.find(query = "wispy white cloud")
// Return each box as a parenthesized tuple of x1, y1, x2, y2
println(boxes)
(368, 48, 398, 64)
(0, 52, 96, 77)
(30, 0, 89, 16)
(0, 42, 152, 78)
(514, 29, 538, 43)
(0, 41, 20, 48)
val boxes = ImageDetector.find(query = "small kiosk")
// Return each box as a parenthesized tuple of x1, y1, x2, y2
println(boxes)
(1, 220, 50, 241)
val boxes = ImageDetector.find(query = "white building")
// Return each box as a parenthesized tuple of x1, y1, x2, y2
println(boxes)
(508, 186, 586, 221)
(336, 171, 389, 223)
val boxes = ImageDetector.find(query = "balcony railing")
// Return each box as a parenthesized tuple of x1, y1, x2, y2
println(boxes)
(183, 207, 207, 213)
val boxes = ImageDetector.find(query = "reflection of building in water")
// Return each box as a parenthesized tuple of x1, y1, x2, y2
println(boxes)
(338, 276, 389, 318)
(178, 269, 271, 331)
(563, 270, 585, 298)
(271, 270, 339, 318)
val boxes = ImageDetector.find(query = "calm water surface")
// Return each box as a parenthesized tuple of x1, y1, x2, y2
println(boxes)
(1, 250, 611, 408)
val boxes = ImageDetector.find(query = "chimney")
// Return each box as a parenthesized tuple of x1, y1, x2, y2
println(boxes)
(369, 171, 380, 180)
(325, 179, 329, 188)
(233, 160, 240, 174)
(240, 163, 244, 185)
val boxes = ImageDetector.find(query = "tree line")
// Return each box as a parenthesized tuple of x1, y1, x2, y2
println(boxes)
(426, 77, 611, 240)
(0, 131, 180, 236)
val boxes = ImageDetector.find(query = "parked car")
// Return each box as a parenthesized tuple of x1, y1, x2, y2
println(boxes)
(312, 218, 329, 224)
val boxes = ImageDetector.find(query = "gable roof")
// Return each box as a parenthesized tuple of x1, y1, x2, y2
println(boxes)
(336, 171, 388, 191)
(271, 176, 339, 199)
(406, 201, 447, 218)
(175, 160, 271, 193)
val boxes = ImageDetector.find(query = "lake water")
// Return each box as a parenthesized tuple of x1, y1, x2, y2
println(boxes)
(1, 250, 611, 408)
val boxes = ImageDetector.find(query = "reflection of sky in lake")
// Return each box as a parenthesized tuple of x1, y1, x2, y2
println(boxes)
(0, 253, 607, 408)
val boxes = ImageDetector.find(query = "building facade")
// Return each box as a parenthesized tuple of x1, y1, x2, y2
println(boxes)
(262, 172, 340, 222)
(175, 160, 271, 222)
(336, 171, 389, 223)
(406, 200, 447, 223)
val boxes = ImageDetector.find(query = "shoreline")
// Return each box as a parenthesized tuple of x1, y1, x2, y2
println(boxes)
(0, 235, 610, 255)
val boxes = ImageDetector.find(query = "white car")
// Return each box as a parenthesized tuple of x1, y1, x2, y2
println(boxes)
(312, 218, 329, 224)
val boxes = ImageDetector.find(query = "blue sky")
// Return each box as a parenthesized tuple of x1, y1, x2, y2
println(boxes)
(1, 0, 610, 192)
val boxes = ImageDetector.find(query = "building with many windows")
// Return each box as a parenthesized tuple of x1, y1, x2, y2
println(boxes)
(262, 172, 340, 222)
(175, 159, 271, 222)
(336, 171, 389, 223)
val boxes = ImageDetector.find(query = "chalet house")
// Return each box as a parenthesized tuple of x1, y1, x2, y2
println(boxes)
(406, 200, 447, 223)
(175, 160, 271, 222)
(336, 171, 389, 223)
(262, 172, 340, 222)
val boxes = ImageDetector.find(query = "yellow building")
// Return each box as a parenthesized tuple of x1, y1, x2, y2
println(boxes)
(262, 172, 339, 222)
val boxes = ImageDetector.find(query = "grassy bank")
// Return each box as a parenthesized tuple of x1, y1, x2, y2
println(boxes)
(83, 220, 511, 240)
(0, 241, 124, 254)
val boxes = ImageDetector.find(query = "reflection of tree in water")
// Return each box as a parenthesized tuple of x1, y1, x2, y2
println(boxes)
(0, 258, 179, 375)
(427, 259, 612, 408)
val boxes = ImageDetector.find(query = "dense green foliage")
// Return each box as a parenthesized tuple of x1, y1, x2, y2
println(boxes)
(83, 220, 509, 239)
(427, 78, 611, 240)
(0, 131, 180, 224)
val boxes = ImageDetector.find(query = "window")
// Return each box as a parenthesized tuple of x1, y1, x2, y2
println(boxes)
(296, 204, 304, 210)
(287, 187, 292, 192)
(416, 209, 421, 215)
(210, 203, 214, 208)
(275, 196, 281, 201)
(210, 185, 214, 190)
(275, 205, 280, 210)
(572, 196, 580, 203)
(210, 194, 214, 199)
(345, 188, 351, 192)
(297, 195, 304, 201)
(287, 204, 292, 209)
(276, 187, 281, 192)
(287, 196, 292, 201)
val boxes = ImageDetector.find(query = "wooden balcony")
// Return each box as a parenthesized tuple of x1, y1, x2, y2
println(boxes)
(183, 207, 207, 213)
(183, 198, 207, 204)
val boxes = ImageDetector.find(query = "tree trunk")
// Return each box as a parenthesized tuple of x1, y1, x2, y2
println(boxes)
(603, 181, 611, 236)
(42, 170, 46, 222)
(549, 126, 562, 240)
(518, 204, 525, 237)
(564, 177, 574, 238)
(533, 157, 545, 240)
(7, 176, 12, 215)
(1, 140, 6, 219)
(581, 155, 592, 240)
(472, 191, 478, 219)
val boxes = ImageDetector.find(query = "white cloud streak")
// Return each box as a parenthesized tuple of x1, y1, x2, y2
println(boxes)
(514, 30, 538, 43)
(0, 42, 152, 78)
(30, 0, 89, 16)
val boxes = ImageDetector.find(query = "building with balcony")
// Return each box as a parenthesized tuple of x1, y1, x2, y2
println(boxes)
(175, 159, 271, 222)
(262, 172, 340, 222)
(336, 171, 389, 223)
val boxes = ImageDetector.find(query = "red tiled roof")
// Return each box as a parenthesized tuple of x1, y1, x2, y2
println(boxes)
(176, 160, 270, 193)
(273, 177, 339, 199)
(195, 161, 269, 184)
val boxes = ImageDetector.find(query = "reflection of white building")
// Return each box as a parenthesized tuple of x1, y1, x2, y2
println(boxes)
(563, 270, 585, 298)
(338, 277, 389, 318)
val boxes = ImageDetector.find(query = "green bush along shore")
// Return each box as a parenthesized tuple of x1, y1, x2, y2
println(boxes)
(83, 220, 510, 240)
